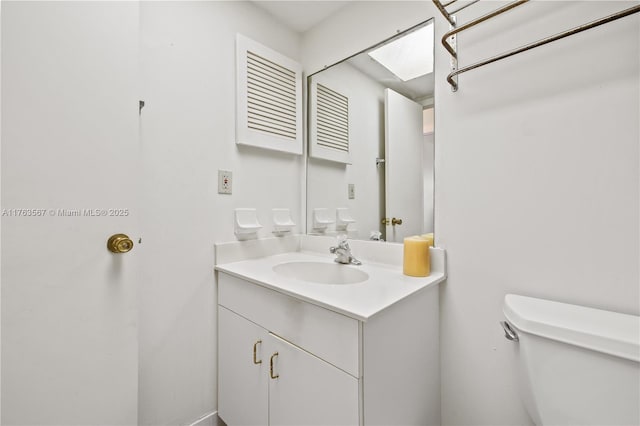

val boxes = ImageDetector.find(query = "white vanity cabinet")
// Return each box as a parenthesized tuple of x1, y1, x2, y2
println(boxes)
(218, 306, 359, 426)
(217, 270, 441, 426)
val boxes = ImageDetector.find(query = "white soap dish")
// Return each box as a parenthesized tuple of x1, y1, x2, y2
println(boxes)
(272, 208, 296, 235)
(336, 208, 356, 231)
(312, 208, 334, 232)
(234, 208, 262, 240)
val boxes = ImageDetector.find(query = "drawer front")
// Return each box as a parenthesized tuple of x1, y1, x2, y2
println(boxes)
(218, 272, 360, 377)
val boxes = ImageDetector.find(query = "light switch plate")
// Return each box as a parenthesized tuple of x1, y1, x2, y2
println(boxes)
(218, 170, 232, 194)
(348, 183, 355, 199)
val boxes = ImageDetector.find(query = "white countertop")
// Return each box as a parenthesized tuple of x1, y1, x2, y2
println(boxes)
(215, 240, 446, 321)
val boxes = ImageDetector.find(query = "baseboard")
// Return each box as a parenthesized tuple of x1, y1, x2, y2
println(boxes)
(185, 411, 220, 426)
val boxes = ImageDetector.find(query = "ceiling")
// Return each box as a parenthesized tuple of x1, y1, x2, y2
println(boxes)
(348, 54, 435, 103)
(251, 1, 350, 33)
(251, 1, 435, 101)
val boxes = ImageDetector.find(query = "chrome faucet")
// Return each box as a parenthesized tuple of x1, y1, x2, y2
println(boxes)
(329, 236, 362, 265)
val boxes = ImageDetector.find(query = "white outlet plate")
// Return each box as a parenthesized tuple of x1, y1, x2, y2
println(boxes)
(218, 170, 232, 194)
(348, 183, 355, 199)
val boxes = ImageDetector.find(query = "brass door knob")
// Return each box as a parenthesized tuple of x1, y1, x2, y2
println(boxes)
(381, 218, 390, 225)
(107, 234, 134, 253)
(391, 218, 403, 226)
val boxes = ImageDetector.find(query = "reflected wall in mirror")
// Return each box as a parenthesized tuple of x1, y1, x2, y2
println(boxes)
(306, 19, 435, 243)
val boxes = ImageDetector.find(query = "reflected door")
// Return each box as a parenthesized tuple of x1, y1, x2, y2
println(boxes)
(384, 89, 424, 242)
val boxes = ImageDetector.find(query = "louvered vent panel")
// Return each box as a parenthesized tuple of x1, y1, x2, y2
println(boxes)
(316, 84, 349, 153)
(246, 50, 297, 140)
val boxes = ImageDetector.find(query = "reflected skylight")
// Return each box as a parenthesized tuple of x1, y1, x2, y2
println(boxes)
(367, 23, 434, 82)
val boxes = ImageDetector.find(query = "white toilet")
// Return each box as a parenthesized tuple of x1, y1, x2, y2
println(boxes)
(502, 294, 640, 425)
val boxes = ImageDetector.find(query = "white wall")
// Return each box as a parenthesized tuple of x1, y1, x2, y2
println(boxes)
(1, 2, 3, 421)
(307, 63, 385, 240)
(436, 2, 639, 423)
(423, 133, 434, 234)
(139, 2, 302, 425)
(303, 1, 639, 425)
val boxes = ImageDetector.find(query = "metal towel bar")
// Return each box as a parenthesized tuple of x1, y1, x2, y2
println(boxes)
(447, 0, 481, 16)
(441, 0, 529, 58)
(433, 0, 640, 91)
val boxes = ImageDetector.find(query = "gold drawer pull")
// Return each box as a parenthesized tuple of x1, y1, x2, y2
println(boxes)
(269, 352, 279, 379)
(253, 340, 262, 365)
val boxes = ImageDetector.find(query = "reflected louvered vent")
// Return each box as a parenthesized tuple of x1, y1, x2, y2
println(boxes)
(316, 84, 349, 153)
(246, 50, 297, 140)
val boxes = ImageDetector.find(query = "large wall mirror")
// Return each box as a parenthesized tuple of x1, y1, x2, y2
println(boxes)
(306, 19, 435, 243)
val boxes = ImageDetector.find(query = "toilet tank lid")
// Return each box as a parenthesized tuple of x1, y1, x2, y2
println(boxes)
(504, 294, 639, 363)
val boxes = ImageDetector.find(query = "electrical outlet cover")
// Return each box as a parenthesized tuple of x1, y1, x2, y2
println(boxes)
(218, 170, 232, 194)
(348, 183, 355, 199)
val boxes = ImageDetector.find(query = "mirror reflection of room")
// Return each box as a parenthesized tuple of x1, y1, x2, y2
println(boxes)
(307, 19, 435, 242)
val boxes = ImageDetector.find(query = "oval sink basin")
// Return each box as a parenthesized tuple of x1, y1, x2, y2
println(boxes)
(273, 261, 369, 285)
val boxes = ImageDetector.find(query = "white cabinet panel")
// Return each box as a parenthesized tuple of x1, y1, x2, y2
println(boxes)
(218, 306, 269, 426)
(268, 334, 359, 426)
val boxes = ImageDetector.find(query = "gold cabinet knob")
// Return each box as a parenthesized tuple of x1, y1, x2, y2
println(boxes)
(107, 234, 134, 253)
(381, 218, 390, 225)
(391, 218, 403, 226)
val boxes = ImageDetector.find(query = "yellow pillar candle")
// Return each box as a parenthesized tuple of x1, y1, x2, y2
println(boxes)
(420, 233, 435, 247)
(403, 236, 430, 277)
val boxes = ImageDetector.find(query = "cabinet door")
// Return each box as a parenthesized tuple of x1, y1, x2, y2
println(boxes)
(218, 306, 269, 426)
(268, 334, 360, 426)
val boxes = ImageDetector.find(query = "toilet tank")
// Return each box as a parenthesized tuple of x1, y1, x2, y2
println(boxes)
(503, 294, 640, 426)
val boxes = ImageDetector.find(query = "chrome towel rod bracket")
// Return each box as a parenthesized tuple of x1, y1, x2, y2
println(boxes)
(448, 15, 458, 91)
(432, 0, 640, 92)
